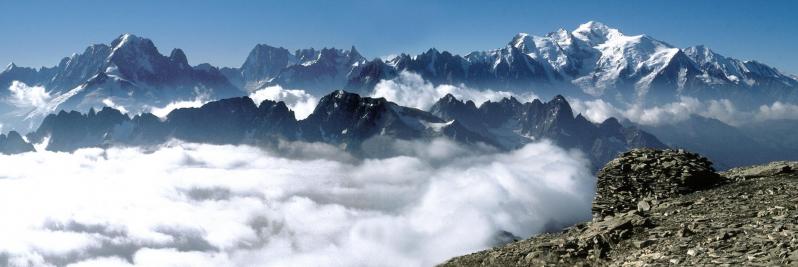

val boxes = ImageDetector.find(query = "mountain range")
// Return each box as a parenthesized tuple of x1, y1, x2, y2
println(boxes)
(14, 91, 663, 169)
(220, 21, 798, 107)
(2, 22, 797, 131)
(1, 21, 797, 169)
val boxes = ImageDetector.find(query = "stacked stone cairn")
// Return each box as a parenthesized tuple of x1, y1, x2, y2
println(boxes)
(592, 148, 723, 220)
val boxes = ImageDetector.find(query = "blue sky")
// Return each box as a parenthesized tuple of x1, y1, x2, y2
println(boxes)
(2, 0, 797, 74)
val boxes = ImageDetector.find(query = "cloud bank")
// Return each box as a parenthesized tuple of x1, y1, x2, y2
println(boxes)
(101, 98, 129, 114)
(249, 85, 318, 120)
(371, 71, 538, 110)
(570, 97, 798, 126)
(756, 101, 798, 121)
(0, 139, 593, 267)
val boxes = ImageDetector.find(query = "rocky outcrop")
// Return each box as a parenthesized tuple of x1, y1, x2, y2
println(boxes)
(441, 149, 798, 266)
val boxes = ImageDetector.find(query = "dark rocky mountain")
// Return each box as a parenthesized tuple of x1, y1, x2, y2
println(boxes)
(0, 130, 34, 154)
(26, 97, 297, 151)
(22, 91, 664, 167)
(429, 94, 666, 167)
(25, 91, 492, 154)
(300, 90, 497, 151)
(442, 150, 798, 266)
(27, 107, 130, 152)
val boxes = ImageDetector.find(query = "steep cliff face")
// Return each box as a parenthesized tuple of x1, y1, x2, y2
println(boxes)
(441, 150, 798, 266)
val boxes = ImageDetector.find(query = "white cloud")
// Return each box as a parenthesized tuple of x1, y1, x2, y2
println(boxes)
(149, 97, 211, 118)
(102, 98, 129, 114)
(570, 96, 798, 126)
(623, 97, 704, 126)
(568, 98, 625, 124)
(249, 85, 318, 120)
(371, 71, 538, 111)
(67, 257, 133, 267)
(570, 97, 712, 126)
(0, 139, 593, 267)
(756, 101, 798, 121)
(7, 81, 51, 109)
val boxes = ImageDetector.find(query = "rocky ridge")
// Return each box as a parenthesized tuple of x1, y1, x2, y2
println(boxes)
(23, 91, 663, 168)
(441, 149, 798, 266)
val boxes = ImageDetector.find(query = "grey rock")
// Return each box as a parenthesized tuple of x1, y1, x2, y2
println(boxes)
(637, 200, 652, 212)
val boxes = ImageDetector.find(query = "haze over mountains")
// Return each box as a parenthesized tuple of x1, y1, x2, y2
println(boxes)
(1, 21, 797, 168)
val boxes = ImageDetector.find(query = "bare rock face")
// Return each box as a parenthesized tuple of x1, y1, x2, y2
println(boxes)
(592, 148, 723, 219)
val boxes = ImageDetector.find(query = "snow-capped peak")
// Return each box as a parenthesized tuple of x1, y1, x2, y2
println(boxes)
(683, 45, 716, 63)
(575, 21, 611, 33)
(108, 33, 160, 74)
(509, 33, 535, 51)
(572, 21, 623, 44)
(547, 28, 573, 46)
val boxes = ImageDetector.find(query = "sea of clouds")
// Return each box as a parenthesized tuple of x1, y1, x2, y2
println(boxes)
(0, 139, 594, 267)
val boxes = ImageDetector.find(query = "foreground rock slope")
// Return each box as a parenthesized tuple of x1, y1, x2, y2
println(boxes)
(441, 149, 798, 266)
